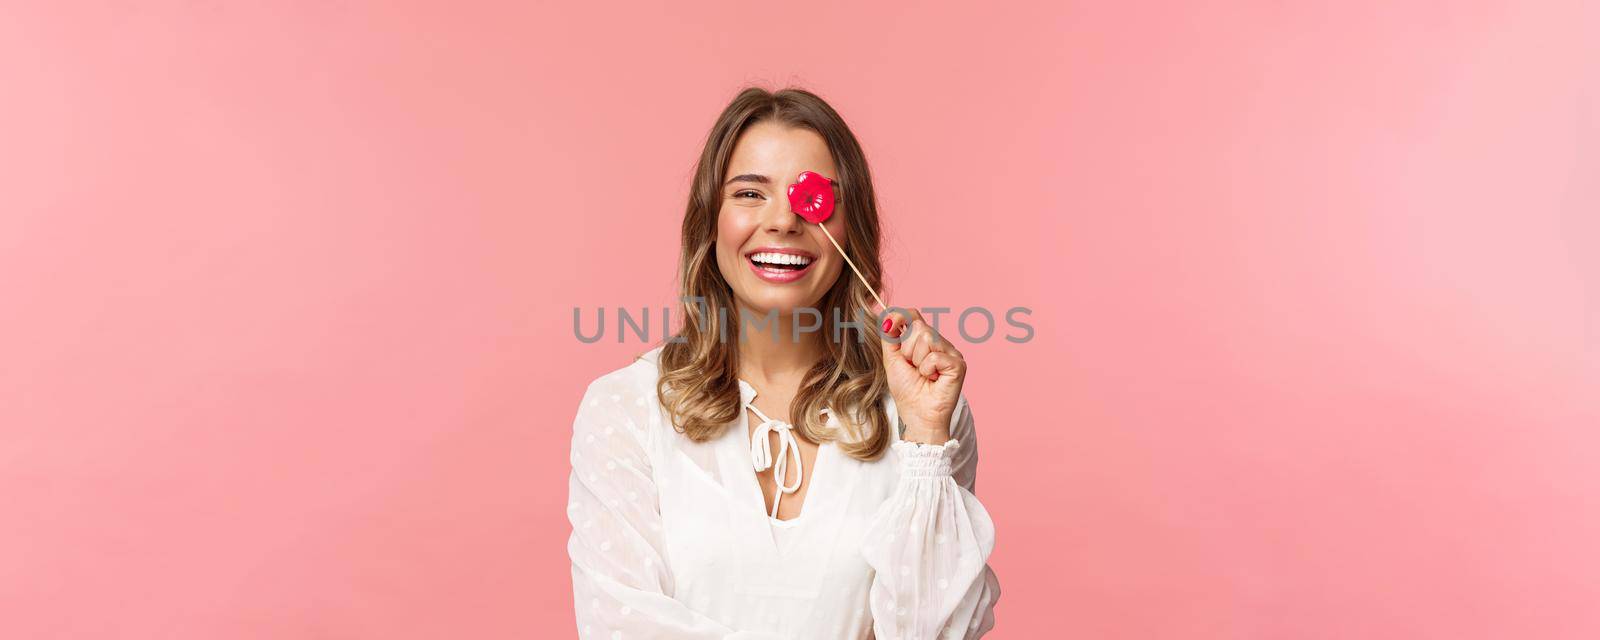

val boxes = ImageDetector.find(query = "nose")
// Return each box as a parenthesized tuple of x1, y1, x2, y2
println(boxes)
(760, 197, 804, 235)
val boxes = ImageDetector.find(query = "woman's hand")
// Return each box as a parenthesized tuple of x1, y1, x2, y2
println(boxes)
(877, 306, 967, 444)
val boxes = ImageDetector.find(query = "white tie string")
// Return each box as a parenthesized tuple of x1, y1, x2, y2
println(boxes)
(744, 403, 805, 520)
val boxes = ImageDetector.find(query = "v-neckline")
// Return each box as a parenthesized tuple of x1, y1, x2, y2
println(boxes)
(732, 379, 837, 550)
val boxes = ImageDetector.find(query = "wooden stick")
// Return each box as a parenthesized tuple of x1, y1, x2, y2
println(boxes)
(815, 224, 888, 313)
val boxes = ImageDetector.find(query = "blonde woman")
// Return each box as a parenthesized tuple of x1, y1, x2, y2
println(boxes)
(566, 87, 1000, 639)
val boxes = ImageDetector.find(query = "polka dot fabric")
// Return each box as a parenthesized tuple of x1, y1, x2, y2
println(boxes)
(566, 346, 1000, 638)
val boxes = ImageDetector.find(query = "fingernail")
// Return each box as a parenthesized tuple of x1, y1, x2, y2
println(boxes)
(882, 318, 893, 332)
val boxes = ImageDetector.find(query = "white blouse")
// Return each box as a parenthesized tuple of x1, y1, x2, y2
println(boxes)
(566, 345, 1001, 639)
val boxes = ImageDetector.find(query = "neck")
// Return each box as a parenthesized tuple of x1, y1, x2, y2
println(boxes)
(733, 302, 824, 387)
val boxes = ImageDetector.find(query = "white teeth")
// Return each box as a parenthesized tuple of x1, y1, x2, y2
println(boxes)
(749, 252, 814, 266)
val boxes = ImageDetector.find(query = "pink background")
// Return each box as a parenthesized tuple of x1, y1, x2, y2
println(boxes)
(3, 1, 1597, 638)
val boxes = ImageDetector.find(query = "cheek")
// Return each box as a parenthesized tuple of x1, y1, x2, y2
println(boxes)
(820, 211, 849, 256)
(824, 216, 846, 241)
(811, 226, 848, 279)
(716, 212, 754, 260)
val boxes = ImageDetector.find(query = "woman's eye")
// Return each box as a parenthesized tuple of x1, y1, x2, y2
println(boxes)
(734, 190, 762, 199)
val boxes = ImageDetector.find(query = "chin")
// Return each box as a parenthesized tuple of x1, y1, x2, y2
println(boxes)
(735, 290, 825, 317)
(747, 296, 815, 316)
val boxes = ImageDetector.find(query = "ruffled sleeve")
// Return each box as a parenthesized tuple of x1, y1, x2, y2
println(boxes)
(566, 378, 787, 639)
(861, 396, 1002, 639)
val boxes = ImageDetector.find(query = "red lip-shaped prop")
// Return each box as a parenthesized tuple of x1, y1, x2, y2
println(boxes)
(784, 170, 888, 314)
(786, 170, 835, 224)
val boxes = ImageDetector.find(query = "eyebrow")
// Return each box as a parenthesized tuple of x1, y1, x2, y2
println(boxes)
(724, 173, 771, 187)
(723, 173, 843, 189)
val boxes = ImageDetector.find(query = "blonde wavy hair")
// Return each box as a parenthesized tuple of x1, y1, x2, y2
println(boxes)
(652, 86, 892, 462)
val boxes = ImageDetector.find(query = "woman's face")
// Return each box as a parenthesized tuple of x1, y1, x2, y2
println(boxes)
(715, 121, 848, 318)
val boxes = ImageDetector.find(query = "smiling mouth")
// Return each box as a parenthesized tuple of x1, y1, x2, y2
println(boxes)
(747, 251, 815, 272)
(745, 250, 817, 283)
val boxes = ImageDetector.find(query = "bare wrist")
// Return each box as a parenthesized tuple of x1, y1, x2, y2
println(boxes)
(898, 417, 951, 444)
